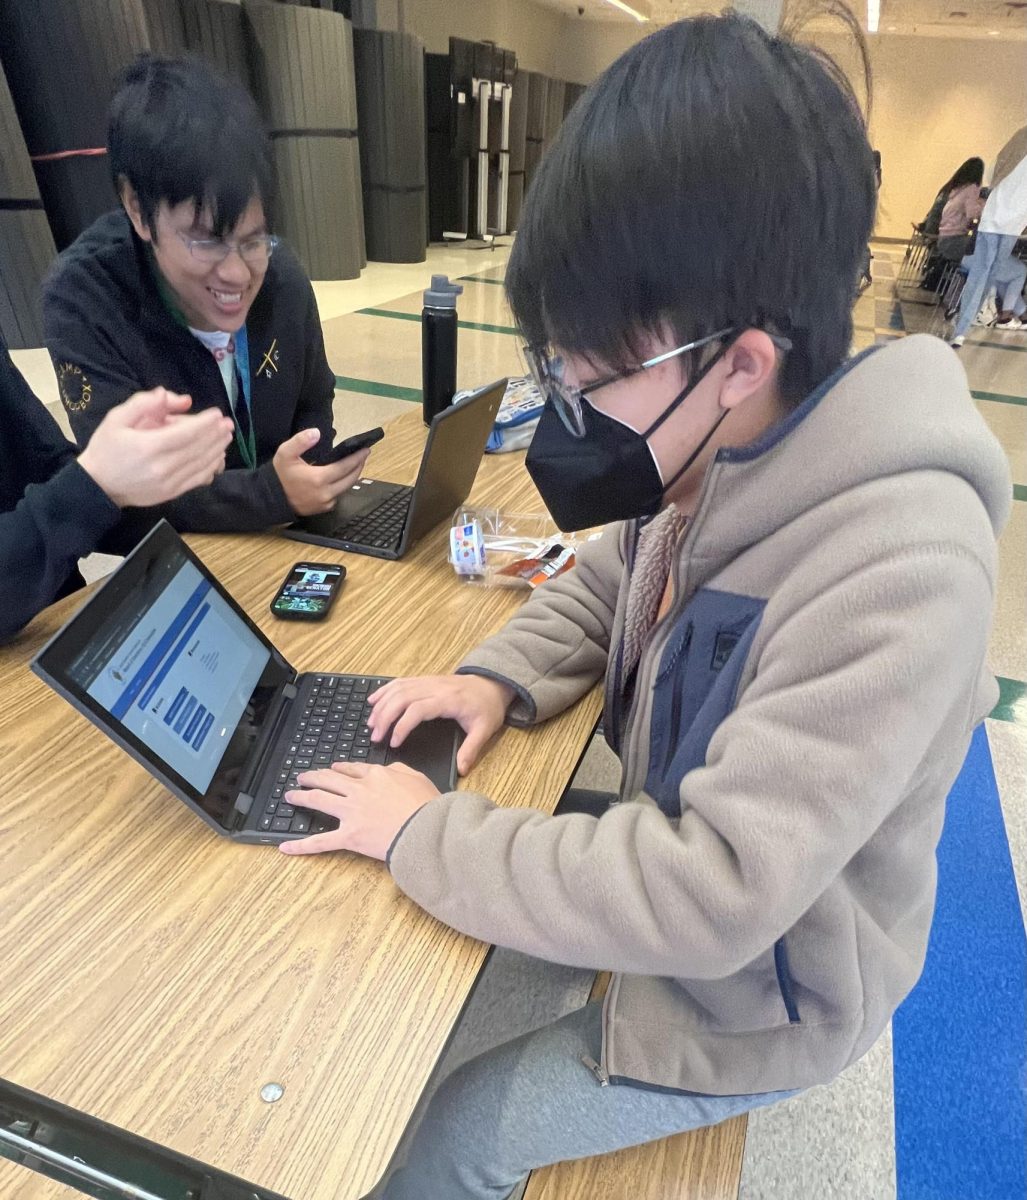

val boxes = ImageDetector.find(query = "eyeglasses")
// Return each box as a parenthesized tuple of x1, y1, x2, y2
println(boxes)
(175, 231, 279, 266)
(524, 327, 792, 439)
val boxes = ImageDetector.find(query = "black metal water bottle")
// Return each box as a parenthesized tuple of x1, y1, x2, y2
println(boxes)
(421, 275, 463, 425)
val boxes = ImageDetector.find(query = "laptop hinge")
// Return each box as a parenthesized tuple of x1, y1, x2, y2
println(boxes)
(229, 682, 300, 829)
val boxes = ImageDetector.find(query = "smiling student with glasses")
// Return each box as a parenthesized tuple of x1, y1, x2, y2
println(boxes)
(264, 10, 1010, 1198)
(43, 56, 368, 536)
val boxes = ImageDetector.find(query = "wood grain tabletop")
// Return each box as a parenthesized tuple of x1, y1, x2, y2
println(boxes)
(0, 408, 603, 1199)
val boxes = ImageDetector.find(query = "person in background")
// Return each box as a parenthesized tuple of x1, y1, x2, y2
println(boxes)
(273, 13, 1008, 1199)
(982, 246, 1027, 330)
(936, 159, 985, 262)
(43, 56, 368, 536)
(0, 340, 232, 643)
(920, 156, 984, 237)
(858, 149, 882, 293)
(920, 156, 984, 291)
(951, 126, 1027, 347)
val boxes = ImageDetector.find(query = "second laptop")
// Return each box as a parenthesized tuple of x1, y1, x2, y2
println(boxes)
(283, 377, 507, 559)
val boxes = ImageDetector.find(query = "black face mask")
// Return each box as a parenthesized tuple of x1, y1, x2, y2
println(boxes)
(525, 340, 734, 531)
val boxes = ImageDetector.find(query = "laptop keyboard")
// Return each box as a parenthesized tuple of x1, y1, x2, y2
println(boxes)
(332, 488, 411, 550)
(258, 674, 392, 835)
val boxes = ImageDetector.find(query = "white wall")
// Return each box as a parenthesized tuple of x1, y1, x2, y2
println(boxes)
(847, 35, 1026, 238)
(551, 20, 1027, 239)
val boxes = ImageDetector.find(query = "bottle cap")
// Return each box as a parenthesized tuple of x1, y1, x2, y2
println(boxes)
(423, 274, 463, 308)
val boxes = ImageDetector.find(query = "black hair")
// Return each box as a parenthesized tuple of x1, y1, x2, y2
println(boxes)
(108, 55, 273, 239)
(506, 7, 877, 406)
(943, 157, 985, 192)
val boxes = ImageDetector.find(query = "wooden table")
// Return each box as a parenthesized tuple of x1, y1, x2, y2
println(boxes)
(0, 409, 603, 1198)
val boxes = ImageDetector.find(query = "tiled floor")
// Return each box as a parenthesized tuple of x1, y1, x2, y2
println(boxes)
(9, 237, 1025, 1199)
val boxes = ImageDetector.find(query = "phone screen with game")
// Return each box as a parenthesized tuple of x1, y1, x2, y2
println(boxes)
(270, 563, 346, 620)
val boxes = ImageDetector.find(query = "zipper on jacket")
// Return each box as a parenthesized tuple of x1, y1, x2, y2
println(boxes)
(580, 1054, 610, 1086)
(660, 623, 692, 783)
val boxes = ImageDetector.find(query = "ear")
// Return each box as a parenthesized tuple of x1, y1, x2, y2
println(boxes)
(119, 178, 153, 244)
(717, 330, 782, 411)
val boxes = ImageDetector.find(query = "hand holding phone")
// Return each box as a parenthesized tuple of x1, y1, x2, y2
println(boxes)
(270, 562, 347, 620)
(304, 427, 384, 466)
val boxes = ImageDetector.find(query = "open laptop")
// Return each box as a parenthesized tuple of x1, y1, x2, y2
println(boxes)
(284, 377, 507, 558)
(31, 521, 462, 846)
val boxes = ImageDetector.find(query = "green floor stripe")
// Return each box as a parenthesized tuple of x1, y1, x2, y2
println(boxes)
(975, 340, 1027, 354)
(334, 375, 420, 402)
(457, 274, 507, 286)
(992, 677, 1027, 725)
(972, 390, 1027, 407)
(1014, 484, 1027, 503)
(358, 307, 520, 337)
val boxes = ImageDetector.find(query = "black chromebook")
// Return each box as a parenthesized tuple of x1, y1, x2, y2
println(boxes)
(283, 377, 506, 558)
(31, 521, 461, 845)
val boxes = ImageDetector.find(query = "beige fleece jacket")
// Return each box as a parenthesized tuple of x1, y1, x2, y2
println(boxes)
(388, 334, 1011, 1095)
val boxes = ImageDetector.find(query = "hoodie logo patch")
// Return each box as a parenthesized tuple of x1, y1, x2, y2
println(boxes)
(57, 362, 92, 412)
(258, 338, 279, 378)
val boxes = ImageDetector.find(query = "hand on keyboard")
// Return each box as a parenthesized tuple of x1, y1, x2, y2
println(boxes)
(366, 674, 515, 776)
(278, 761, 441, 860)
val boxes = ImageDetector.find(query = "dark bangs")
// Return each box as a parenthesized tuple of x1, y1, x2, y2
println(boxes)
(108, 55, 274, 238)
(506, 10, 876, 405)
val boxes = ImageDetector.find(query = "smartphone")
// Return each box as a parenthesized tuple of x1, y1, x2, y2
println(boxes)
(270, 562, 347, 621)
(305, 427, 385, 465)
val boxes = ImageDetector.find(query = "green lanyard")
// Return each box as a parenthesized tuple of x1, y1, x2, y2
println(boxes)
(232, 325, 257, 471)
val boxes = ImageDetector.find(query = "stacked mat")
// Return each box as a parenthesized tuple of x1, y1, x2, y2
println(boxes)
(243, 0, 365, 279)
(180, 0, 253, 91)
(140, 0, 188, 54)
(506, 70, 529, 231)
(563, 81, 586, 118)
(424, 51, 468, 242)
(141, 0, 252, 91)
(352, 29, 427, 263)
(543, 79, 566, 154)
(0, 0, 149, 250)
(0, 63, 57, 349)
(524, 72, 549, 192)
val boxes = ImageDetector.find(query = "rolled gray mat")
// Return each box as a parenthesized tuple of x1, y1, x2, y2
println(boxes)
(523, 139, 542, 192)
(140, 0, 188, 55)
(362, 190, 426, 263)
(352, 29, 426, 262)
(0, 61, 57, 349)
(0, 210, 58, 349)
(543, 79, 566, 150)
(509, 70, 529, 175)
(525, 72, 549, 141)
(243, 0, 357, 130)
(245, 0, 365, 277)
(272, 136, 365, 279)
(505, 68, 528, 230)
(0, 61, 40, 203)
(180, 0, 253, 91)
(0, 0, 148, 248)
(506, 169, 525, 232)
(564, 81, 586, 118)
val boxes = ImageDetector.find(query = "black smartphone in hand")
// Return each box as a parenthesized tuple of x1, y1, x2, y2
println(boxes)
(270, 562, 347, 621)
(305, 427, 384, 465)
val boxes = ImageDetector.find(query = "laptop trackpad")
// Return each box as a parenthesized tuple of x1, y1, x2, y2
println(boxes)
(387, 717, 461, 793)
(298, 479, 398, 535)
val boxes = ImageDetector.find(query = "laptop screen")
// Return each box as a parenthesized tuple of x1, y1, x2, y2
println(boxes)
(33, 522, 293, 828)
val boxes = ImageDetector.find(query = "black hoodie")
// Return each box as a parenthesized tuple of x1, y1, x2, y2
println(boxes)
(0, 342, 121, 642)
(43, 210, 336, 535)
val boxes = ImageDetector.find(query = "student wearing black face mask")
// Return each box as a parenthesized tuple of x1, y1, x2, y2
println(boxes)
(273, 11, 1009, 1198)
